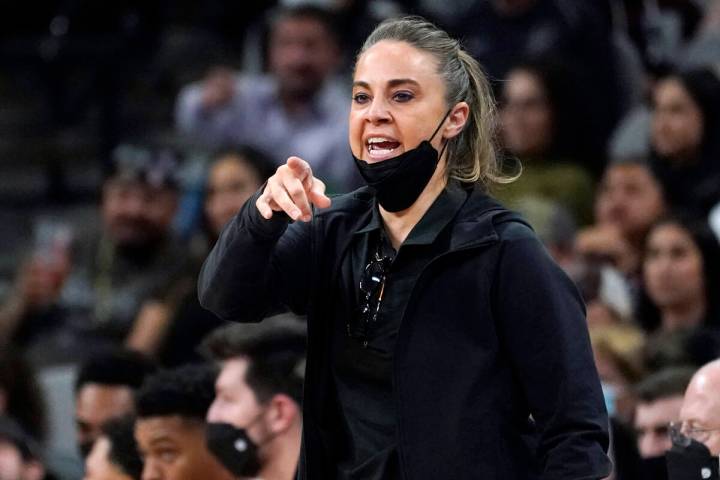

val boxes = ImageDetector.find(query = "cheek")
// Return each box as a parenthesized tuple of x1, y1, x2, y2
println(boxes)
(642, 259, 660, 285)
(681, 256, 704, 286)
(708, 434, 720, 455)
(348, 112, 364, 156)
(528, 110, 553, 136)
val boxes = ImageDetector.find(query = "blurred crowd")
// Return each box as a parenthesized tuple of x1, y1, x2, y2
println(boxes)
(2, 0, 720, 479)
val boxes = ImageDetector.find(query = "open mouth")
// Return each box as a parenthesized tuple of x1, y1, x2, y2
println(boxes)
(366, 137, 401, 161)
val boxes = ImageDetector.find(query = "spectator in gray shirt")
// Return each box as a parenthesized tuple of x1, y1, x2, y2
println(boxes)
(176, 5, 361, 193)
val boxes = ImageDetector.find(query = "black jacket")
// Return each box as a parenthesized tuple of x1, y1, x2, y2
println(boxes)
(199, 186, 611, 480)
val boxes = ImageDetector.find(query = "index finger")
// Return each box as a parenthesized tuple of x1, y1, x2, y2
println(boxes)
(286, 157, 313, 188)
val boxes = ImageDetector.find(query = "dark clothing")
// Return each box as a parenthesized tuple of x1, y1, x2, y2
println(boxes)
(334, 187, 465, 479)
(199, 185, 611, 479)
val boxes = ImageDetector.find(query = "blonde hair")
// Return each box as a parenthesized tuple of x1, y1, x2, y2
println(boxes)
(359, 16, 518, 187)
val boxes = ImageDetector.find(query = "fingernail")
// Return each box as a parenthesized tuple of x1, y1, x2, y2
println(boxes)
(302, 214, 311, 222)
(291, 209, 301, 219)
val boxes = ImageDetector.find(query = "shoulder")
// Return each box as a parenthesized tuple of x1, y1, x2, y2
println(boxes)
(454, 187, 536, 245)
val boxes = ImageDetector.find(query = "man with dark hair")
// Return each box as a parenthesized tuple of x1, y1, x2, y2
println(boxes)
(203, 315, 305, 480)
(84, 416, 142, 480)
(134, 365, 233, 480)
(634, 368, 695, 465)
(75, 349, 157, 458)
(175, 5, 360, 192)
(0, 144, 189, 365)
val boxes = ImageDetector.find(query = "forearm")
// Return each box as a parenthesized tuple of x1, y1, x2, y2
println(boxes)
(198, 189, 292, 322)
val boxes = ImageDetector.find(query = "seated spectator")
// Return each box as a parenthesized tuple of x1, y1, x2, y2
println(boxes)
(495, 59, 595, 225)
(638, 214, 720, 333)
(675, 359, 720, 455)
(84, 417, 141, 480)
(202, 147, 275, 242)
(0, 416, 48, 480)
(0, 348, 46, 442)
(0, 144, 189, 366)
(175, 5, 361, 193)
(666, 359, 720, 478)
(633, 368, 695, 465)
(75, 349, 156, 458)
(134, 365, 233, 480)
(650, 67, 720, 216)
(127, 146, 273, 366)
(453, 0, 622, 158)
(576, 157, 667, 287)
(202, 315, 305, 480)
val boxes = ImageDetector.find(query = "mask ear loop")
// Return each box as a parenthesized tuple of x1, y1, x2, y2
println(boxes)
(429, 107, 454, 161)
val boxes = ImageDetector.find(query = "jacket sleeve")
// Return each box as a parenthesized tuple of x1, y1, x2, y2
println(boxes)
(198, 188, 313, 322)
(493, 222, 611, 480)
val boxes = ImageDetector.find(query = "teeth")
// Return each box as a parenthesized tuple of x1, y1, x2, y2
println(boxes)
(367, 137, 395, 144)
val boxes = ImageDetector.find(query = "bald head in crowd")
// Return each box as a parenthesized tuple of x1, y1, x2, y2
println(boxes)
(679, 359, 720, 455)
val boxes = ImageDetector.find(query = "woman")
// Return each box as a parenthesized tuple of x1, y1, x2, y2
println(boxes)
(496, 60, 596, 225)
(639, 214, 720, 333)
(650, 67, 720, 216)
(638, 214, 720, 373)
(200, 17, 610, 479)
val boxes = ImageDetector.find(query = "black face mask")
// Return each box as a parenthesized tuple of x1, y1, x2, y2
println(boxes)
(666, 438, 720, 480)
(640, 455, 669, 480)
(206, 422, 265, 478)
(353, 109, 451, 212)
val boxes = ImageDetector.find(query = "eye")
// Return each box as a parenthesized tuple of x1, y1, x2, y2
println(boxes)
(352, 92, 370, 104)
(158, 449, 178, 463)
(392, 91, 414, 102)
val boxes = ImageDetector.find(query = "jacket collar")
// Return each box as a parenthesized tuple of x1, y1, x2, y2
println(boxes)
(341, 185, 514, 252)
(448, 186, 511, 250)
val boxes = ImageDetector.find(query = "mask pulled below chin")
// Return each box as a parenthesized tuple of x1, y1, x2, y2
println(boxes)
(352, 108, 452, 213)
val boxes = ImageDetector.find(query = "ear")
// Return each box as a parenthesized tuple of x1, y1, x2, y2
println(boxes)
(265, 394, 300, 434)
(443, 102, 470, 140)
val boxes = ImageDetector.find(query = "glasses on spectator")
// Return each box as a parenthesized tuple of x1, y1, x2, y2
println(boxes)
(670, 421, 720, 447)
(347, 250, 393, 347)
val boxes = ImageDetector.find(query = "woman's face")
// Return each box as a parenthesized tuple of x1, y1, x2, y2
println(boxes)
(651, 78, 704, 162)
(643, 223, 705, 311)
(500, 69, 553, 158)
(205, 155, 263, 236)
(350, 40, 461, 164)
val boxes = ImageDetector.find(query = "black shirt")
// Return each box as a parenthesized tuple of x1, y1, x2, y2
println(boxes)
(332, 185, 467, 479)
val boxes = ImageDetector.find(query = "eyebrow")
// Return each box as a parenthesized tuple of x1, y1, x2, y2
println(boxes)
(149, 435, 177, 447)
(352, 78, 421, 89)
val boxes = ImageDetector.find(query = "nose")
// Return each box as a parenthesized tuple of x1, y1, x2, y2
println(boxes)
(121, 193, 146, 217)
(365, 96, 391, 125)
